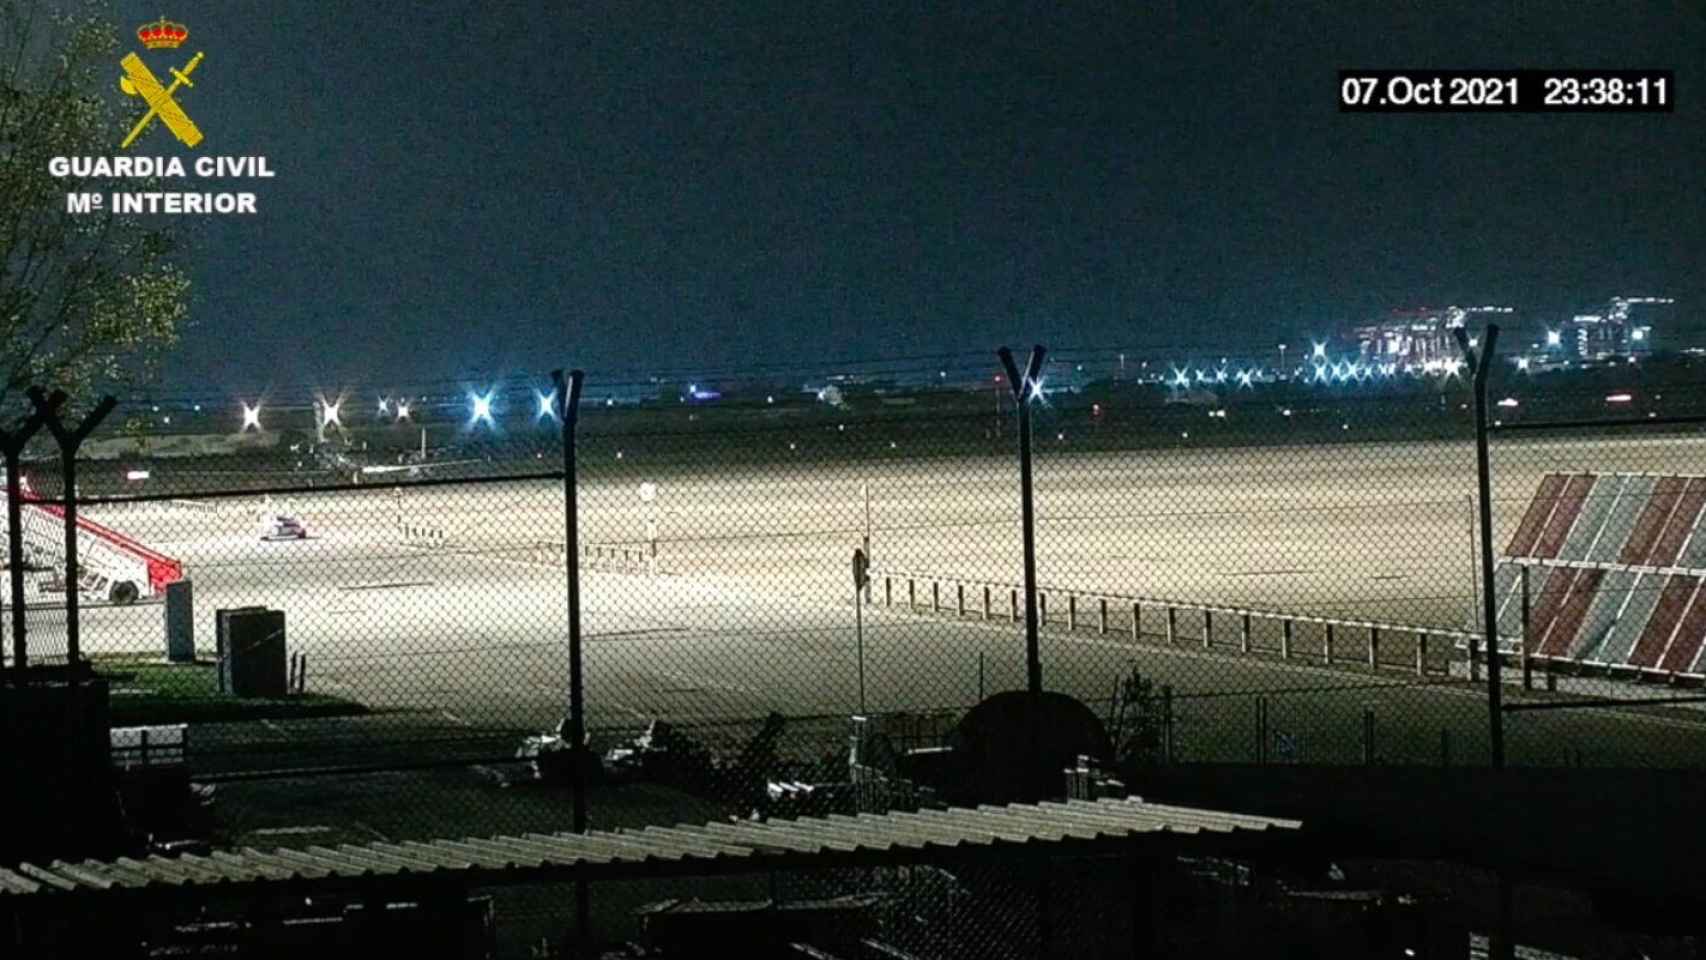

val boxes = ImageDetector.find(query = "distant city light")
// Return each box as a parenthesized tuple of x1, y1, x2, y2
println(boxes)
(1236, 369, 1253, 388)
(1311, 341, 1327, 359)
(1515, 357, 1531, 372)
(766, 395, 774, 404)
(1606, 393, 1633, 404)
(537, 389, 557, 420)
(192, 404, 201, 412)
(1281, 408, 1293, 417)
(1028, 379, 1045, 402)
(395, 402, 410, 421)
(1546, 330, 1562, 347)
(162, 416, 170, 425)
(1171, 367, 1190, 388)
(1498, 397, 1520, 408)
(377, 397, 391, 417)
(1632, 328, 1647, 341)
(126, 470, 149, 481)
(320, 398, 342, 429)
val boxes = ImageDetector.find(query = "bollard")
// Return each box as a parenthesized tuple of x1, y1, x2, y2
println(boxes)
(1416, 633, 1428, 676)
(1099, 598, 1108, 635)
(1369, 627, 1380, 670)
(1202, 610, 1212, 650)
(1324, 624, 1334, 665)
(1281, 619, 1292, 660)
(1132, 602, 1141, 642)
(983, 585, 991, 620)
(956, 583, 965, 617)
(1068, 595, 1077, 631)
(1240, 613, 1251, 654)
(931, 581, 940, 613)
(1166, 607, 1176, 645)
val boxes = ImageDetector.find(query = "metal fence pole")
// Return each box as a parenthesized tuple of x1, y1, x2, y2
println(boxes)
(1454, 324, 1505, 770)
(998, 345, 1047, 695)
(28, 389, 117, 681)
(1521, 565, 1533, 690)
(551, 368, 590, 941)
(1, 403, 54, 681)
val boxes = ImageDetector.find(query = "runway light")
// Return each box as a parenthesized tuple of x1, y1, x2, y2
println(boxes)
(1515, 357, 1531, 372)
(889, 441, 897, 449)
(537, 389, 557, 420)
(241, 402, 262, 431)
(1498, 397, 1519, 408)
(469, 390, 495, 427)
(605, 398, 614, 407)
(1170, 367, 1190, 388)
(788, 442, 796, 451)
(125, 470, 149, 481)
(1311, 341, 1327, 359)
(766, 395, 775, 404)
(395, 402, 410, 421)
(1056, 432, 1065, 441)
(616, 450, 624, 459)
(1236, 369, 1253, 388)
(377, 397, 391, 417)
(838, 423, 845, 432)
(1546, 330, 1562, 347)
(320, 398, 342, 429)
(1028, 378, 1045, 402)
(1281, 408, 1292, 417)
(161, 416, 170, 425)
(192, 404, 201, 412)
(1180, 431, 1189, 439)
(1606, 393, 1633, 404)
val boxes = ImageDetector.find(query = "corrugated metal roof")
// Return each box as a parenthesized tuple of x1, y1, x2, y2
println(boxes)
(0, 798, 1299, 900)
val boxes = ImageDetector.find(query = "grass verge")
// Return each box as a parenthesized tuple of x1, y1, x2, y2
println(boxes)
(94, 655, 369, 726)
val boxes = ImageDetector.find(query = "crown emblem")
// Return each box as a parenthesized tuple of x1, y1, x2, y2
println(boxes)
(137, 16, 189, 50)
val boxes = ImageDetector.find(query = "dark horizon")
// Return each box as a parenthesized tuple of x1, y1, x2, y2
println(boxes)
(93, 0, 1705, 392)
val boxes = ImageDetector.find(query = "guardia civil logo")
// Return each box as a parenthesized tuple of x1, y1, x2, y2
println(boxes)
(120, 17, 204, 149)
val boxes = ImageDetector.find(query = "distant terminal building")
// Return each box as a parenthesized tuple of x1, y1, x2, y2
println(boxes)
(1348, 306, 1514, 370)
(1565, 296, 1673, 361)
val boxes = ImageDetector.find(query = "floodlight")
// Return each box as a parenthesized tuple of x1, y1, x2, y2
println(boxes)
(378, 397, 391, 417)
(469, 390, 495, 427)
(320, 398, 342, 429)
(396, 402, 411, 421)
(241, 402, 262, 431)
(537, 389, 557, 420)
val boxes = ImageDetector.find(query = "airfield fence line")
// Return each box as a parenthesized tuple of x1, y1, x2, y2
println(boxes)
(4, 353, 1706, 858)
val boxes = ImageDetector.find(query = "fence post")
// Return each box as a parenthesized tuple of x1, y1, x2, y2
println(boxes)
(1161, 685, 1174, 764)
(1099, 598, 1108, 635)
(28, 388, 117, 681)
(885, 576, 892, 608)
(1039, 592, 1048, 627)
(1368, 627, 1380, 670)
(1416, 633, 1428, 677)
(1, 400, 55, 679)
(1255, 696, 1268, 764)
(908, 578, 916, 611)
(1202, 610, 1212, 649)
(1361, 708, 1375, 765)
(957, 583, 965, 617)
(931, 581, 940, 613)
(1068, 595, 1077, 631)
(550, 368, 591, 943)
(1521, 565, 1533, 690)
(983, 585, 991, 620)
(1165, 608, 1176, 645)
(998, 344, 1047, 695)
(1323, 623, 1334, 665)
(1281, 619, 1292, 660)
(1453, 323, 1505, 770)
(1132, 603, 1141, 642)
(1240, 614, 1251, 654)
(1011, 589, 1019, 623)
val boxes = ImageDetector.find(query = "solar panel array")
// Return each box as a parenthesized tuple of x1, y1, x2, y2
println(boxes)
(1496, 472, 1706, 678)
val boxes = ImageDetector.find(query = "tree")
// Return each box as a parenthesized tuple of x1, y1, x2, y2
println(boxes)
(0, 0, 189, 414)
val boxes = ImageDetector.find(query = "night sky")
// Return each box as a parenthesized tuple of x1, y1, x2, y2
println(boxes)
(104, 0, 1705, 392)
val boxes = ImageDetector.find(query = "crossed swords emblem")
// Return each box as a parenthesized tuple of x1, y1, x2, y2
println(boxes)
(118, 51, 204, 149)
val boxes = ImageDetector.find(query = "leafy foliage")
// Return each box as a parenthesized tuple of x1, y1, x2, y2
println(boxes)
(0, 0, 189, 415)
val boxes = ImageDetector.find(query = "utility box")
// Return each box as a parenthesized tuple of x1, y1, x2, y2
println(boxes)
(217, 606, 286, 697)
(165, 580, 194, 662)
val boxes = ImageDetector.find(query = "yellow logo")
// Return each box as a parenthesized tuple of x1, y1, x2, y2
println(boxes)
(118, 17, 203, 149)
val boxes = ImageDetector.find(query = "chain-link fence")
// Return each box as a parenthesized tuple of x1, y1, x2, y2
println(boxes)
(4, 349, 1705, 951)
